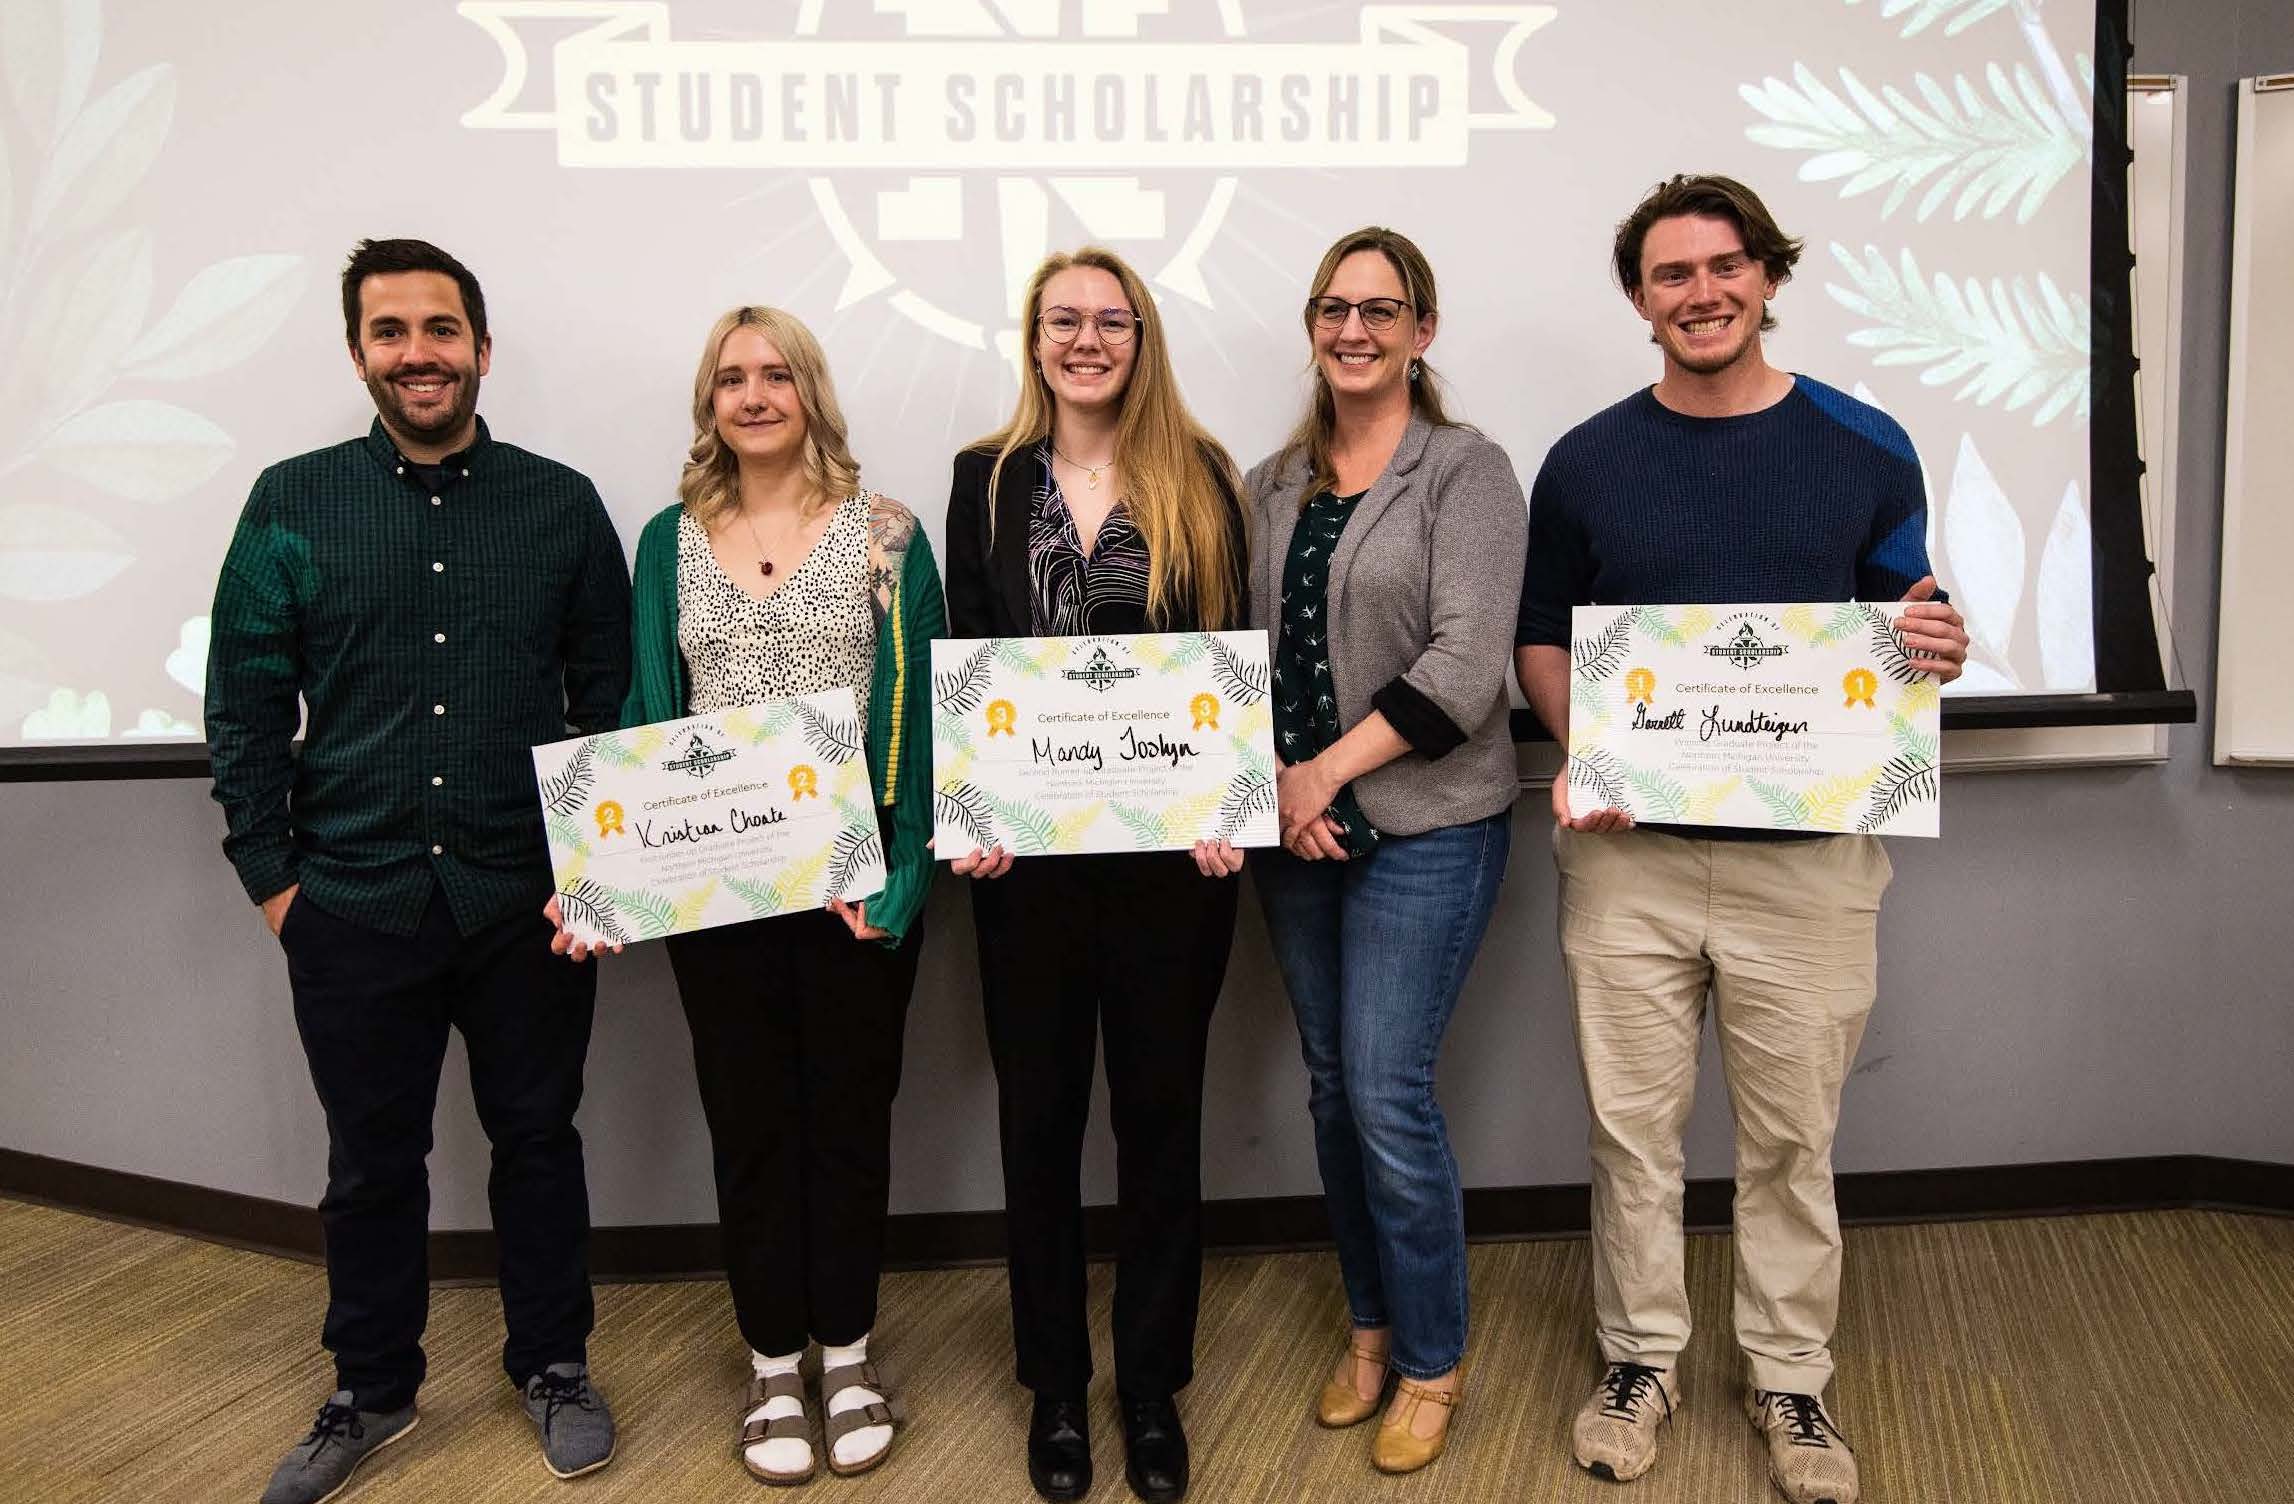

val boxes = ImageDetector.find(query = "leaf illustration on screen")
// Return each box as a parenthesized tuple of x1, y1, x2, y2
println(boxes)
(1826, 244, 2089, 425)
(1742, 62, 2083, 224)
(538, 741, 596, 817)
(1859, 755, 1939, 831)
(0, 502, 132, 601)
(1941, 434, 2027, 672)
(1572, 614, 1631, 679)
(557, 880, 631, 946)
(1842, 0, 2012, 38)
(933, 640, 995, 713)
(2035, 480, 2094, 690)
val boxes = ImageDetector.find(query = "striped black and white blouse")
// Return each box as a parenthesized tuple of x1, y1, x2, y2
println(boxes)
(1025, 442, 1153, 635)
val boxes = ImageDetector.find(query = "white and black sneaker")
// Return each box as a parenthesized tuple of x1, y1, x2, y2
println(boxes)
(1747, 1389, 1860, 1504)
(258, 1391, 417, 1504)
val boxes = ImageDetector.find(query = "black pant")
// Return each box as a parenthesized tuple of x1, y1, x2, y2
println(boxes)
(284, 886, 596, 1413)
(665, 908, 922, 1357)
(972, 853, 1239, 1399)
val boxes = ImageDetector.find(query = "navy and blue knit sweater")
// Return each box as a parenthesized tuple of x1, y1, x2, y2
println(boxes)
(1516, 376, 1939, 651)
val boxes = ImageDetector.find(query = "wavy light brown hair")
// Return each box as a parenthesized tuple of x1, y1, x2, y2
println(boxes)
(1278, 226, 1464, 502)
(678, 305, 859, 528)
(973, 247, 1242, 630)
(1611, 174, 1804, 332)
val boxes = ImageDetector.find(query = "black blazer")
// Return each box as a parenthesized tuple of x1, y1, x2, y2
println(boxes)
(942, 442, 1249, 639)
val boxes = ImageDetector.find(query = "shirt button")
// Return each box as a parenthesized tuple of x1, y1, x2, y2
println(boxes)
(431, 496, 442, 507)
(432, 561, 445, 573)
(431, 844, 443, 856)
(433, 704, 445, 715)
(433, 632, 446, 644)
(461, 468, 471, 478)
(431, 775, 444, 786)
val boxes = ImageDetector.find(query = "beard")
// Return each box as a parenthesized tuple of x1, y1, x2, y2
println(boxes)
(1655, 307, 1765, 376)
(365, 364, 480, 448)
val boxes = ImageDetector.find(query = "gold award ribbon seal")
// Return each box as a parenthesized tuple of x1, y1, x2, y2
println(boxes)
(788, 765, 819, 799)
(1624, 667, 1656, 705)
(1190, 692, 1221, 730)
(594, 800, 625, 838)
(985, 698, 1016, 736)
(1842, 668, 1878, 708)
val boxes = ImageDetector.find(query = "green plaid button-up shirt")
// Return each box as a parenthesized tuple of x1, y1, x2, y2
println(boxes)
(205, 417, 632, 937)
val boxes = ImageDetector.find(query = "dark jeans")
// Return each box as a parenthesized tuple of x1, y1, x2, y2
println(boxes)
(972, 852, 1239, 1399)
(665, 908, 922, 1357)
(283, 885, 597, 1412)
(1253, 811, 1511, 1380)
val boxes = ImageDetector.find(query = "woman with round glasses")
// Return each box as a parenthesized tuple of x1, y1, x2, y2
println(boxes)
(1243, 228, 1526, 1474)
(943, 247, 1247, 1504)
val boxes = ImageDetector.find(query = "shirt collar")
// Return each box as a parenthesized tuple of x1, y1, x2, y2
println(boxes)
(363, 413, 492, 482)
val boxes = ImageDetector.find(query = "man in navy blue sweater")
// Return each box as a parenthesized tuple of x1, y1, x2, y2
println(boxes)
(1514, 176, 1968, 1504)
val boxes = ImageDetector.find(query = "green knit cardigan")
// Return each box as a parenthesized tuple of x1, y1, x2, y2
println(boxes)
(622, 497, 946, 947)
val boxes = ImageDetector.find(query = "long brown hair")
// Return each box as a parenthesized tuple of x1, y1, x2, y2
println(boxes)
(678, 305, 860, 528)
(971, 247, 1242, 630)
(1277, 226, 1464, 502)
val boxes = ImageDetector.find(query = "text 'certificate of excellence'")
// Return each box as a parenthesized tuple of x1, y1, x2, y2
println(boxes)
(532, 687, 888, 946)
(930, 632, 1280, 857)
(1567, 604, 1942, 838)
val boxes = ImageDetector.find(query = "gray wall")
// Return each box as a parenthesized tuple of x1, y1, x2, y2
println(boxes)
(3, 0, 2290, 1231)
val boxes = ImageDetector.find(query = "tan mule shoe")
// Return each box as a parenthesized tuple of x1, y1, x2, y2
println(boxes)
(1316, 1335, 1391, 1429)
(1371, 1376, 1460, 1474)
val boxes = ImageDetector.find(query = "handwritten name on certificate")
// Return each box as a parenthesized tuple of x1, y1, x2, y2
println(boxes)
(1567, 604, 1941, 838)
(930, 632, 1279, 858)
(531, 687, 888, 946)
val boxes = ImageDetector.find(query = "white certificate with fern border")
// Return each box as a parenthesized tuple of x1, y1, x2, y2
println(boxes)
(931, 632, 1279, 858)
(1567, 604, 1941, 838)
(531, 687, 888, 946)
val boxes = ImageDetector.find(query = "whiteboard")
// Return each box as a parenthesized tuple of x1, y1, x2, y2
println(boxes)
(2216, 75, 2294, 765)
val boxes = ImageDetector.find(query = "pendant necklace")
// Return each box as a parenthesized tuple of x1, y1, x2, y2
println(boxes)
(741, 508, 804, 579)
(1052, 444, 1115, 491)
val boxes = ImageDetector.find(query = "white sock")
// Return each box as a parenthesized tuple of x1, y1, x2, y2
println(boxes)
(821, 1333, 891, 1470)
(744, 1348, 810, 1476)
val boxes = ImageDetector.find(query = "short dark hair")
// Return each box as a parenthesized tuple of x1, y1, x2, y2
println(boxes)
(340, 238, 488, 350)
(1612, 175, 1803, 331)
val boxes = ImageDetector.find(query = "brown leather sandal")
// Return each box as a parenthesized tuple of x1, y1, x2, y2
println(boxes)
(1316, 1333, 1392, 1429)
(739, 1369, 815, 1485)
(1372, 1376, 1460, 1474)
(819, 1357, 905, 1477)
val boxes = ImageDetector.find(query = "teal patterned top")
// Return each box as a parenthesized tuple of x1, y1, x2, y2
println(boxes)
(1274, 490, 1379, 857)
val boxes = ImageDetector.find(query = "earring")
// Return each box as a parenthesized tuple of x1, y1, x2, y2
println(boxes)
(1408, 360, 1422, 383)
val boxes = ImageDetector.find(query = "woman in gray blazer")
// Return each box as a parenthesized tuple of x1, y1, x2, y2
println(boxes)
(1243, 226, 1527, 1476)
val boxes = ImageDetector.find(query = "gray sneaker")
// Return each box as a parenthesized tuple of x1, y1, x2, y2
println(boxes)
(258, 1392, 417, 1504)
(521, 1362, 616, 1479)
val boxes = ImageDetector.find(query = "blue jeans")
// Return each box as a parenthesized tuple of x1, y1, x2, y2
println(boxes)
(1254, 811, 1511, 1379)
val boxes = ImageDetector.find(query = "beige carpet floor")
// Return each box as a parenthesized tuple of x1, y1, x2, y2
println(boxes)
(3, 1197, 2289, 1503)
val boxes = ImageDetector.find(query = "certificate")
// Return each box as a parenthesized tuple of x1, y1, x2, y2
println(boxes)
(531, 687, 888, 946)
(1566, 604, 1941, 837)
(930, 631, 1280, 857)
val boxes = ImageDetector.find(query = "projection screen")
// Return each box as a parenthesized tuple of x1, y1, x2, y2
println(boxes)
(0, 0, 2103, 749)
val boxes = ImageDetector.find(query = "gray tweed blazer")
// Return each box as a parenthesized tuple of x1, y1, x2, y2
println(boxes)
(1243, 415, 1528, 837)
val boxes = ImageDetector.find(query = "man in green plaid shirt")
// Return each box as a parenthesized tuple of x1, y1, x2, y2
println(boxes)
(205, 239, 630, 1502)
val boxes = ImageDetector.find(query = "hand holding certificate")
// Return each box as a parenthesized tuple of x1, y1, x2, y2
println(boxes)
(1566, 603, 1942, 837)
(930, 631, 1280, 859)
(533, 687, 888, 948)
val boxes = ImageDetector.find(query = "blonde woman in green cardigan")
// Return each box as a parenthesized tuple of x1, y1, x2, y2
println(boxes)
(552, 305, 942, 1485)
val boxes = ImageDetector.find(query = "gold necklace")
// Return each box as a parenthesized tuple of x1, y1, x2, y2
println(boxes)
(739, 507, 811, 579)
(1051, 443, 1116, 491)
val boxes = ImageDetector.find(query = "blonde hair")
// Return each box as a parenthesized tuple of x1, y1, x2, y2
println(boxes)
(679, 305, 859, 527)
(1278, 226, 1466, 503)
(972, 247, 1243, 631)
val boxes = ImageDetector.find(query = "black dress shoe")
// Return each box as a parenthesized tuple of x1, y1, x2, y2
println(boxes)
(1119, 1393, 1189, 1502)
(1028, 1393, 1092, 1502)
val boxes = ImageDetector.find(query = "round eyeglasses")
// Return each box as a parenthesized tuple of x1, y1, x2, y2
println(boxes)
(1038, 306, 1138, 345)
(1308, 296, 1409, 332)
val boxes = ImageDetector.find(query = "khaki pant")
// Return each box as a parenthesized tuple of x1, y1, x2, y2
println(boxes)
(1553, 826, 1892, 1395)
